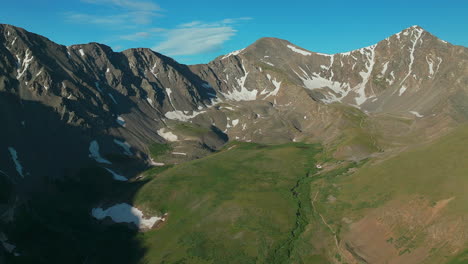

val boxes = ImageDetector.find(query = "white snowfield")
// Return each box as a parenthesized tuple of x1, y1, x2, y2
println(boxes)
(89, 140, 112, 164)
(221, 48, 245, 59)
(165, 88, 176, 109)
(261, 74, 282, 98)
(91, 203, 164, 230)
(409, 111, 424, 117)
(8, 147, 24, 178)
(398, 26, 424, 88)
(399, 85, 408, 96)
(354, 45, 376, 105)
(146, 97, 154, 106)
(286, 44, 312, 56)
(16, 49, 33, 79)
(108, 93, 117, 104)
(222, 61, 258, 101)
(79, 49, 85, 57)
(113, 139, 133, 156)
(294, 66, 350, 104)
(104, 168, 128, 181)
(157, 128, 178, 142)
(116, 116, 126, 127)
(215, 26, 430, 108)
(165, 110, 205, 121)
(172, 152, 187, 156)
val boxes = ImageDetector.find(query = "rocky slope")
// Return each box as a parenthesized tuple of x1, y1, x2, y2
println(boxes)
(0, 23, 467, 263)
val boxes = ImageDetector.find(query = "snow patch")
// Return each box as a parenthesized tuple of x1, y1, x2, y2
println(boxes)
(399, 27, 424, 86)
(295, 67, 350, 104)
(108, 93, 117, 104)
(387, 71, 395, 85)
(381, 62, 389, 75)
(89, 140, 112, 164)
(113, 139, 133, 156)
(91, 203, 164, 230)
(165, 88, 177, 110)
(286, 44, 312, 56)
(146, 98, 153, 106)
(269, 78, 282, 97)
(399, 85, 407, 96)
(202, 83, 212, 89)
(172, 152, 187, 156)
(409, 111, 424, 117)
(165, 110, 204, 122)
(79, 49, 85, 57)
(425, 56, 440, 77)
(8, 147, 24, 178)
(95, 82, 103, 92)
(354, 45, 376, 105)
(222, 61, 257, 101)
(104, 168, 128, 181)
(150, 159, 165, 166)
(16, 49, 33, 79)
(221, 106, 235, 111)
(157, 128, 178, 142)
(222, 48, 245, 59)
(116, 116, 126, 127)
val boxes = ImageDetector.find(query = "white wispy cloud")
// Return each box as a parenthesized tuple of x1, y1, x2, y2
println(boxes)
(65, 0, 251, 58)
(81, 0, 161, 11)
(119, 28, 166, 41)
(67, 0, 162, 26)
(120, 31, 151, 41)
(153, 18, 251, 56)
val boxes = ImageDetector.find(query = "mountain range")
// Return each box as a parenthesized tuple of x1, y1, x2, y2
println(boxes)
(0, 23, 467, 263)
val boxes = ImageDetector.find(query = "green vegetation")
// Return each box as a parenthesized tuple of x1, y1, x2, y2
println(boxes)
(149, 142, 171, 159)
(326, 104, 381, 159)
(130, 127, 468, 263)
(133, 142, 330, 263)
(4, 126, 467, 263)
(174, 123, 211, 137)
(337, 125, 468, 215)
(447, 250, 468, 264)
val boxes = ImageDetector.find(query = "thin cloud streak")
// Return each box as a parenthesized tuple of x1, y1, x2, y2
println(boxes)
(81, 0, 161, 11)
(66, 0, 162, 26)
(153, 18, 251, 56)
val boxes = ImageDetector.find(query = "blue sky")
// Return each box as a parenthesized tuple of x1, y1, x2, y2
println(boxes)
(1, 0, 467, 64)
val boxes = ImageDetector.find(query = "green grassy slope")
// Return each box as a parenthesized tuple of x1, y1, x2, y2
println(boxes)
(132, 126, 468, 264)
(133, 142, 327, 263)
(3, 125, 466, 263)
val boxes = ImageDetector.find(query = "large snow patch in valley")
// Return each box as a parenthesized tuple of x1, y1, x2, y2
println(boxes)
(91, 203, 164, 230)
